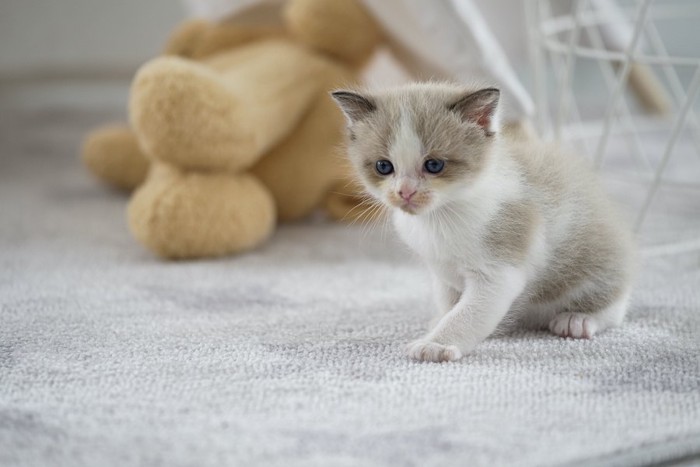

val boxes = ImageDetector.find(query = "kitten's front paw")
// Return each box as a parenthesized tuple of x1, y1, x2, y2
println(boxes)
(406, 340, 462, 362)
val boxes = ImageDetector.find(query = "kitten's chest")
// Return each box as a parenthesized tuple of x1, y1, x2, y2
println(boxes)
(393, 211, 485, 266)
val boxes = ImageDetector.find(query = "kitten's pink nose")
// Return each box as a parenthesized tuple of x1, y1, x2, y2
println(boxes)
(399, 188, 417, 202)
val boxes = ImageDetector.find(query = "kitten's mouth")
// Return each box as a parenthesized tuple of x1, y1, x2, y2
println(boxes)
(389, 192, 431, 214)
(397, 200, 425, 214)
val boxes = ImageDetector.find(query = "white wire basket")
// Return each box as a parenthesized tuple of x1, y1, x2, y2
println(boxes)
(527, 0, 700, 257)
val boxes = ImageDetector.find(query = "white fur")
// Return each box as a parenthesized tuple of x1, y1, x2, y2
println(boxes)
(390, 114, 423, 174)
(389, 114, 424, 199)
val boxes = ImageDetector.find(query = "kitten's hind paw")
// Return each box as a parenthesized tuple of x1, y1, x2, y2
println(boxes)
(549, 312, 599, 339)
(406, 340, 462, 362)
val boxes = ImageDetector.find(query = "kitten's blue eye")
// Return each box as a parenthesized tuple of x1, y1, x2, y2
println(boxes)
(375, 160, 394, 175)
(424, 159, 445, 174)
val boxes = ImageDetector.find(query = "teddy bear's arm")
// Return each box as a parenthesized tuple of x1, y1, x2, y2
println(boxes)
(163, 19, 285, 60)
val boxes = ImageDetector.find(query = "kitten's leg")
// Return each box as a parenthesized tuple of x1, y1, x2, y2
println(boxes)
(408, 266, 526, 362)
(429, 275, 461, 328)
(548, 291, 629, 339)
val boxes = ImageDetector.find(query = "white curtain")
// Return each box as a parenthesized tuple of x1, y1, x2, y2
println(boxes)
(182, 0, 534, 122)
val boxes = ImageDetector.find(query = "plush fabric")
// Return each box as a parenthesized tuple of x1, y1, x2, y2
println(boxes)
(1, 84, 699, 467)
(82, 0, 381, 260)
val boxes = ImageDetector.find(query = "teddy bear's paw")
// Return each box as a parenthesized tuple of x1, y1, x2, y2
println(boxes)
(128, 165, 276, 259)
(82, 125, 149, 191)
(130, 56, 259, 172)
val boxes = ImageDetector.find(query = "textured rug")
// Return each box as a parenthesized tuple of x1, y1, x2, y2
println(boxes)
(1, 82, 699, 467)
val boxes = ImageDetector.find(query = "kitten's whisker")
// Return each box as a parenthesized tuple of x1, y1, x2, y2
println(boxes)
(442, 204, 467, 235)
(345, 202, 379, 228)
(341, 197, 378, 223)
(360, 203, 381, 230)
(329, 191, 360, 198)
(444, 208, 462, 236)
(380, 209, 391, 242)
(346, 197, 382, 232)
(358, 203, 385, 241)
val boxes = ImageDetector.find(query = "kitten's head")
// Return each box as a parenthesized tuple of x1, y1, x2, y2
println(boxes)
(331, 83, 500, 215)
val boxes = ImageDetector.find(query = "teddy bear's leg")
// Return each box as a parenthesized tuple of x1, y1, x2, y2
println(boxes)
(130, 50, 322, 174)
(250, 94, 349, 221)
(82, 125, 150, 191)
(128, 163, 276, 259)
(130, 56, 259, 173)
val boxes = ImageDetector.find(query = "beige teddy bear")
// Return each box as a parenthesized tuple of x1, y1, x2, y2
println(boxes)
(83, 0, 381, 259)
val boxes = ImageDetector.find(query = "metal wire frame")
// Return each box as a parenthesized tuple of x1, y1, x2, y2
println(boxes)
(527, 0, 700, 256)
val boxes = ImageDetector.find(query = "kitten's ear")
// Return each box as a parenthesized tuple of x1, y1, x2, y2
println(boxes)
(331, 90, 376, 124)
(449, 88, 500, 136)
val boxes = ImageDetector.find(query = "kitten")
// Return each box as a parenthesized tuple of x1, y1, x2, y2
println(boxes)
(331, 82, 635, 362)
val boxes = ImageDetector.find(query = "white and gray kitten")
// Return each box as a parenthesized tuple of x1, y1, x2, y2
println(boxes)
(331, 82, 635, 362)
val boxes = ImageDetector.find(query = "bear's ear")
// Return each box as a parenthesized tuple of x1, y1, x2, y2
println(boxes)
(331, 90, 376, 124)
(448, 88, 500, 136)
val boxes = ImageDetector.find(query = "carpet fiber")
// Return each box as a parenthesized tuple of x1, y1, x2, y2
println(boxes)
(1, 82, 699, 467)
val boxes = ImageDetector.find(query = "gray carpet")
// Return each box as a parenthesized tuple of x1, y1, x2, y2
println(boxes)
(1, 81, 700, 467)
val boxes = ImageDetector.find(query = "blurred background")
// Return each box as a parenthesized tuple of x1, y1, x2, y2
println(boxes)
(0, 0, 182, 116)
(1, 0, 699, 253)
(0, 0, 533, 82)
(0, 0, 181, 80)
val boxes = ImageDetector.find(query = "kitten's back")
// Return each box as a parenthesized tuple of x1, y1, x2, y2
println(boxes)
(507, 136, 636, 310)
